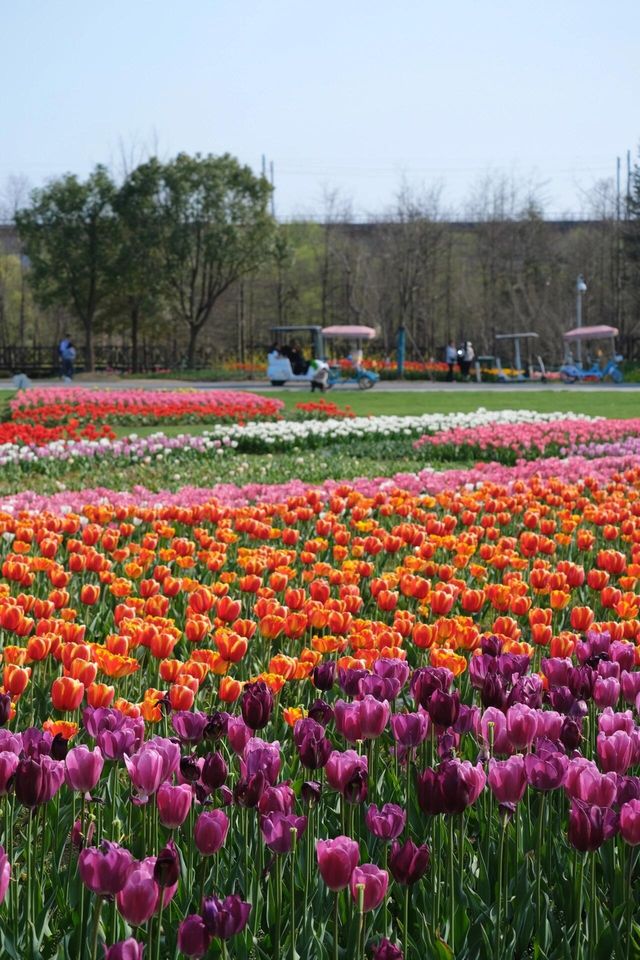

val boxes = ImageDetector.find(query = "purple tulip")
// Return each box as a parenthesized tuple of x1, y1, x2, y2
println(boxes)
(365, 803, 406, 840)
(370, 938, 404, 960)
(593, 677, 620, 710)
(338, 667, 370, 697)
(0, 731, 21, 754)
(535, 710, 563, 742)
(390, 711, 429, 748)
(0, 845, 9, 905)
(258, 782, 295, 815)
(116, 867, 159, 926)
(524, 746, 568, 791)
(620, 799, 640, 845)
(227, 716, 252, 754)
(358, 675, 401, 702)
(177, 915, 211, 957)
(14, 756, 64, 807)
(373, 658, 410, 689)
(597, 660, 621, 680)
(194, 810, 229, 855)
(203, 711, 229, 741)
(612, 644, 636, 671)
(260, 811, 307, 854)
(0, 751, 19, 795)
(240, 681, 274, 730)
(316, 836, 360, 890)
(334, 701, 363, 742)
(97, 719, 144, 761)
(349, 864, 389, 912)
(565, 758, 618, 806)
(417, 759, 486, 815)
(618, 776, 640, 805)
(508, 675, 543, 710)
(541, 658, 573, 688)
(79, 841, 134, 896)
(597, 730, 635, 774)
(64, 745, 104, 794)
(146, 736, 180, 780)
(241, 738, 281, 785)
(171, 711, 208, 745)
(301, 780, 322, 805)
(359, 696, 390, 739)
(326, 750, 368, 803)
(103, 938, 145, 960)
(599, 708, 634, 736)
(480, 707, 512, 755)
(124, 746, 165, 801)
(156, 782, 192, 828)
(295, 722, 333, 770)
(568, 800, 618, 852)
(201, 894, 252, 939)
(488, 756, 527, 809)
(388, 839, 430, 885)
(505, 704, 538, 750)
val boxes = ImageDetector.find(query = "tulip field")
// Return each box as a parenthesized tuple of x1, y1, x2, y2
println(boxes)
(3, 387, 640, 958)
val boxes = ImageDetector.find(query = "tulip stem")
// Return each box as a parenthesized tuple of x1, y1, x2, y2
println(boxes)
(333, 892, 340, 960)
(274, 856, 282, 959)
(403, 885, 410, 958)
(448, 815, 455, 954)
(290, 830, 297, 960)
(626, 847, 635, 960)
(535, 793, 546, 942)
(381, 844, 388, 936)
(356, 885, 365, 960)
(496, 813, 506, 960)
(575, 852, 585, 960)
(90, 896, 103, 960)
(155, 895, 165, 960)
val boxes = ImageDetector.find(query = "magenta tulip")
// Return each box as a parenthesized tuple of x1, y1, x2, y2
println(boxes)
(0, 845, 10, 905)
(79, 841, 134, 896)
(156, 782, 192, 828)
(349, 864, 389, 912)
(177, 915, 211, 957)
(194, 810, 229, 855)
(488, 756, 527, 809)
(65, 745, 104, 794)
(116, 867, 159, 926)
(103, 940, 145, 960)
(316, 836, 360, 890)
(620, 799, 640, 845)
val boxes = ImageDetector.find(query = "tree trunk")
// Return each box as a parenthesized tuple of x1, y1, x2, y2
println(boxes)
(186, 324, 201, 369)
(84, 321, 94, 373)
(130, 304, 140, 373)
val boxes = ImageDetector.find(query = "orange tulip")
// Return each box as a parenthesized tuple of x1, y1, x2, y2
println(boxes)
(51, 676, 84, 711)
(218, 677, 243, 702)
(86, 682, 116, 707)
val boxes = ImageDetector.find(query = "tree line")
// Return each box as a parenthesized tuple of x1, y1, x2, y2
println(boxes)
(1, 153, 640, 371)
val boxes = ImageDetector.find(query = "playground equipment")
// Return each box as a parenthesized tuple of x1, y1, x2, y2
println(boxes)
(559, 325, 623, 383)
(267, 325, 379, 388)
(494, 332, 546, 382)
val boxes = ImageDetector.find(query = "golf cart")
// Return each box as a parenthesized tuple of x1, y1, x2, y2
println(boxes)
(266, 324, 379, 389)
(322, 325, 379, 390)
(494, 332, 546, 382)
(560, 325, 623, 383)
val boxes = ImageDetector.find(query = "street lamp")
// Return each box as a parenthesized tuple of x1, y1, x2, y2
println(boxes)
(576, 274, 587, 364)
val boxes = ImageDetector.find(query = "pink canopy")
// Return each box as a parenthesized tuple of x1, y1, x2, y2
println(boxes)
(322, 325, 377, 340)
(563, 325, 618, 341)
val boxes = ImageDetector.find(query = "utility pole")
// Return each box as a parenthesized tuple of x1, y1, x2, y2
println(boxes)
(269, 161, 276, 218)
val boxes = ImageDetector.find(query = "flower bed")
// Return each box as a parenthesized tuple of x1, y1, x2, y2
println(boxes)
(0, 466, 640, 956)
(9, 387, 284, 427)
(414, 417, 640, 463)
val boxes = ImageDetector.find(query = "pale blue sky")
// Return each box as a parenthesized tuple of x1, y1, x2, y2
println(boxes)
(2, 0, 638, 218)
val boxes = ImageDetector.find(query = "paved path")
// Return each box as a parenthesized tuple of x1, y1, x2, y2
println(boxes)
(2, 376, 640, 393)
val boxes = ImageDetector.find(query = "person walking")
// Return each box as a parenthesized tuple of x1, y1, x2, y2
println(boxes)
(445, 340, 457, 381)
(61, 340, 76, 382)
(58, 333, 71, 378)
(460, 341, 475, 381)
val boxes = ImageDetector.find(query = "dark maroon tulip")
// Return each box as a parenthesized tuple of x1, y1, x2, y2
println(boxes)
(344, 767, 368, 805)
(79, 841, 134, 896)
(313, 662, 336, 691)
(480, 674, 507, 710)
(0, 694, 11, 727)
(234, 771, 267, 808)
(548, 686, 578, 714)
(453, 705, 480, 736)
(180, 755, 201, 783)
(51, 734, 69, 761)
(365, 803, 406, 840)
(203, 711, 229, 741)
(568, 666, 595, 701)
(568, 800, 618, 852)
(258, 782, 295, 815)
(260, 812, 307, 854)
(308, 699, 334, 726)
(437, 731, 460, 761)
(177, 915, 211, 957)
(297, 732, 333, 770)
(439, 759, 485, 814)
(241, 682, 274, 730)
(388, 839, 430, 884)
(316, 836, 360, 890)
(201, 751, 228, 790)
(194, 809, 229, 855)
(154, 839, 180, 887)
(617, 775, 640, 805)
(172, 711, 208, 745)
(560, 717, 583, 752)
(301, 780, 322, 805)
(104, 939, 145, 960)
(14, 756, 64, 808)
(201, 894, 252, 939)
(427, 690, 460, 729)
(481, 635, 503, 657)
(524, 749, 567, 791)
(508, 675, 542, 709)
(411, 667, 453, 709)
(370, 939, 404, 960)
(416, 767, 441, 816)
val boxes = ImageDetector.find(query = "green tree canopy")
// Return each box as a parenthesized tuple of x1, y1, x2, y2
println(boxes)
(15, 165, 119, 370)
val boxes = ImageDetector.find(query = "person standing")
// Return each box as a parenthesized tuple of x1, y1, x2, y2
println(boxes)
(61, 340, 76, 382)
(460, 341, 475, 381)
(58, 333, 71, 378)
(445, 340, 457, 381)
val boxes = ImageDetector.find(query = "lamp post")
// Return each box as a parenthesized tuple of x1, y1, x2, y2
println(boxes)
(575, 274, 587, 365)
